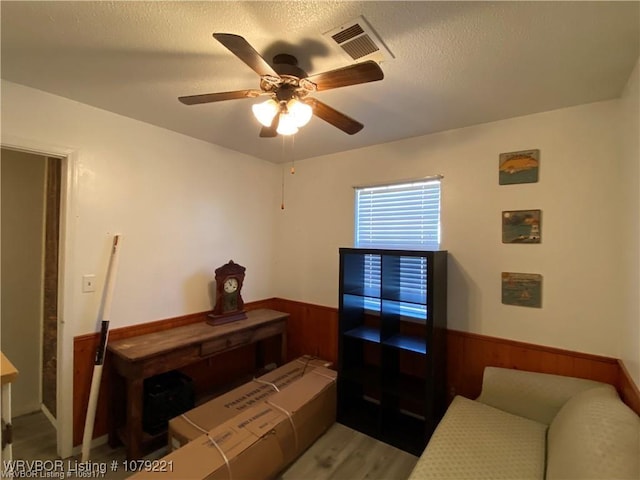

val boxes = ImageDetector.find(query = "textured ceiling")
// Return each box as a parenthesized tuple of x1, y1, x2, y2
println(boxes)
(1, 1, 639, 163)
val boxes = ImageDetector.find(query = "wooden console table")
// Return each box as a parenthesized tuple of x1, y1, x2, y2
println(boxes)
(107, 308, 288, 460)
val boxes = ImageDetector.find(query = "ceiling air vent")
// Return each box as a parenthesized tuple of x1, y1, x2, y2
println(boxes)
(323, 16, 394, 64)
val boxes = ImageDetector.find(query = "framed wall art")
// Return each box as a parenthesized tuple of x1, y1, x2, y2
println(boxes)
(502, 209, 541, 243)
(501, 272, 542, 308)
(499, 149, 539, 185)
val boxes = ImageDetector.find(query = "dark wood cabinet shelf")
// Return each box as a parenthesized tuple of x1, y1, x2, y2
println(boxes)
(342, 286, 381, 298)
(381, 299, 427, 318)
(382, 371, 428, 403)
(344, 290, 427, 306)
(380, 410, 427, 456)
(344, 325, 380, 343)
(339, 394, 381, 439)
(337, 248, 447, 455)
(381, 291, 427, 306)
(340, 365, 380, 391)
(382, 333, 426, 354)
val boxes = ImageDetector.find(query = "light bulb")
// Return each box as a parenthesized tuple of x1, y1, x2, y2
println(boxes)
(288, 99, 313, 127)
(252, 99, 279, 127)
(276, 112, 299, 135)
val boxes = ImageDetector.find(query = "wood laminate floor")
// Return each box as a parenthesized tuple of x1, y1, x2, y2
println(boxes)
(8, 411, 417, 479)
(278, 423, 418, 480)
(8, 410, 162, 480)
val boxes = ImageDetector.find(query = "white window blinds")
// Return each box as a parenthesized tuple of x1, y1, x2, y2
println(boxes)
(354, 178, 441, 319)
(355, 179, 441, 250)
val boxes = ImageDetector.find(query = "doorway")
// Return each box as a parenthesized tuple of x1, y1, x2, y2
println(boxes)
(0, 141, 72, 458)
(1, 148, 60, 417)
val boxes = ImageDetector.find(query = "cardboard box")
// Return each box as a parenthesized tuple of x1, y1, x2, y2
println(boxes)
(131, 366, 337, 480)
(169, 355, 332, 450)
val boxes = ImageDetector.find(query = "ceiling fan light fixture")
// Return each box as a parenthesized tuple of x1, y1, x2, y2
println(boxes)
(252, 99, 279, 127)
(288, 99, 313, 127)
(180, 34, 383, 137)
(276, 112, 299, 136)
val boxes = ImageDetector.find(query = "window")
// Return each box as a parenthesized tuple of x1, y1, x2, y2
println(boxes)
(354, 178, 441, 318)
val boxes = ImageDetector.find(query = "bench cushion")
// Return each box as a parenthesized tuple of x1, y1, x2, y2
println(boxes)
(546, 385, 640, 480)
(408, 396, 547, 480)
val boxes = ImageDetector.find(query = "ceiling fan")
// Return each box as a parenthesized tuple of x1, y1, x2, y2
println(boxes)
(178, 33, 384, 137)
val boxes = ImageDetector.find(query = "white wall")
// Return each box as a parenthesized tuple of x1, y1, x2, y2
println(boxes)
(1, 80, 280, 334)
(275, 100, 625, 360)
(1, 80, 280, 455)
(1, 149, 46, 416)
(3, 66, 638, 450)
(619, 58, 640, 386)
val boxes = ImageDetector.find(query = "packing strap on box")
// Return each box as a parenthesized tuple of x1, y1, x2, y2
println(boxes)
(309, 369, 336, 381)
(265, 400, 298, 453)
(287, 356, 315, 382)
(180, 414, 233, 480)
(294, 356, 316, 377)
(252, 378, 280, 392)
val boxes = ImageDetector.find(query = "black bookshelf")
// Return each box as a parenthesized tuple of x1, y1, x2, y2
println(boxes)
(337, 248, 447, 455)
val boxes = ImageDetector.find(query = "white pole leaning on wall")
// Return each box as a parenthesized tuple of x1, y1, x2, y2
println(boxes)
(81, 234, 122, 462)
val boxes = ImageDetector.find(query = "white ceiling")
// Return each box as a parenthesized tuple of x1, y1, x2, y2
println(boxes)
(1, 1, 638, 163)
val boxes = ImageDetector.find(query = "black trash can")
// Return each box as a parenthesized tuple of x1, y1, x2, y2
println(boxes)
(142, 370, 195, 435)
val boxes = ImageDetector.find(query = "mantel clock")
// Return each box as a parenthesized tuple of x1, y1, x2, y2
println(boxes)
(208, 260, 247, 325)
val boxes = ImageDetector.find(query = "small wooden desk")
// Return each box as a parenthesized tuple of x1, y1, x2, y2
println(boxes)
(107, 308, 288, 460)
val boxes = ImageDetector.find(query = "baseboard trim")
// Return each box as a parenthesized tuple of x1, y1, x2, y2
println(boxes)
(41, 403, 57, 429)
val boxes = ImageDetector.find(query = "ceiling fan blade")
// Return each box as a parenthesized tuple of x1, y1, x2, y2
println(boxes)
(306, 61, 383, 92)
(213, 33, 279, 78)
(178, 90, 261, 105)
(306, 98, 364, 135)
(259, 113, 279, 138)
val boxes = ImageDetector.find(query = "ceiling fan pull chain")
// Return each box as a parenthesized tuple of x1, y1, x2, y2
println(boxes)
(290, 135, 296, 175)
(281, 136, 286, 210)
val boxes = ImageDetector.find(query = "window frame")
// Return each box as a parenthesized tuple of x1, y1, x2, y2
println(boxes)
(353, 176, 442, 321)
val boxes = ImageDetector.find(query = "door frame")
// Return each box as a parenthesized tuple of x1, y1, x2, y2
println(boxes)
(1, 134, 78, 459)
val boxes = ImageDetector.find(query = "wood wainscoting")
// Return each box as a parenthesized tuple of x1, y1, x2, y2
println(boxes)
(446, 329, 621, 399)
(268, 298, 339, 365)
(268, 299, 639, 416)
(73, 297, 639, 446)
